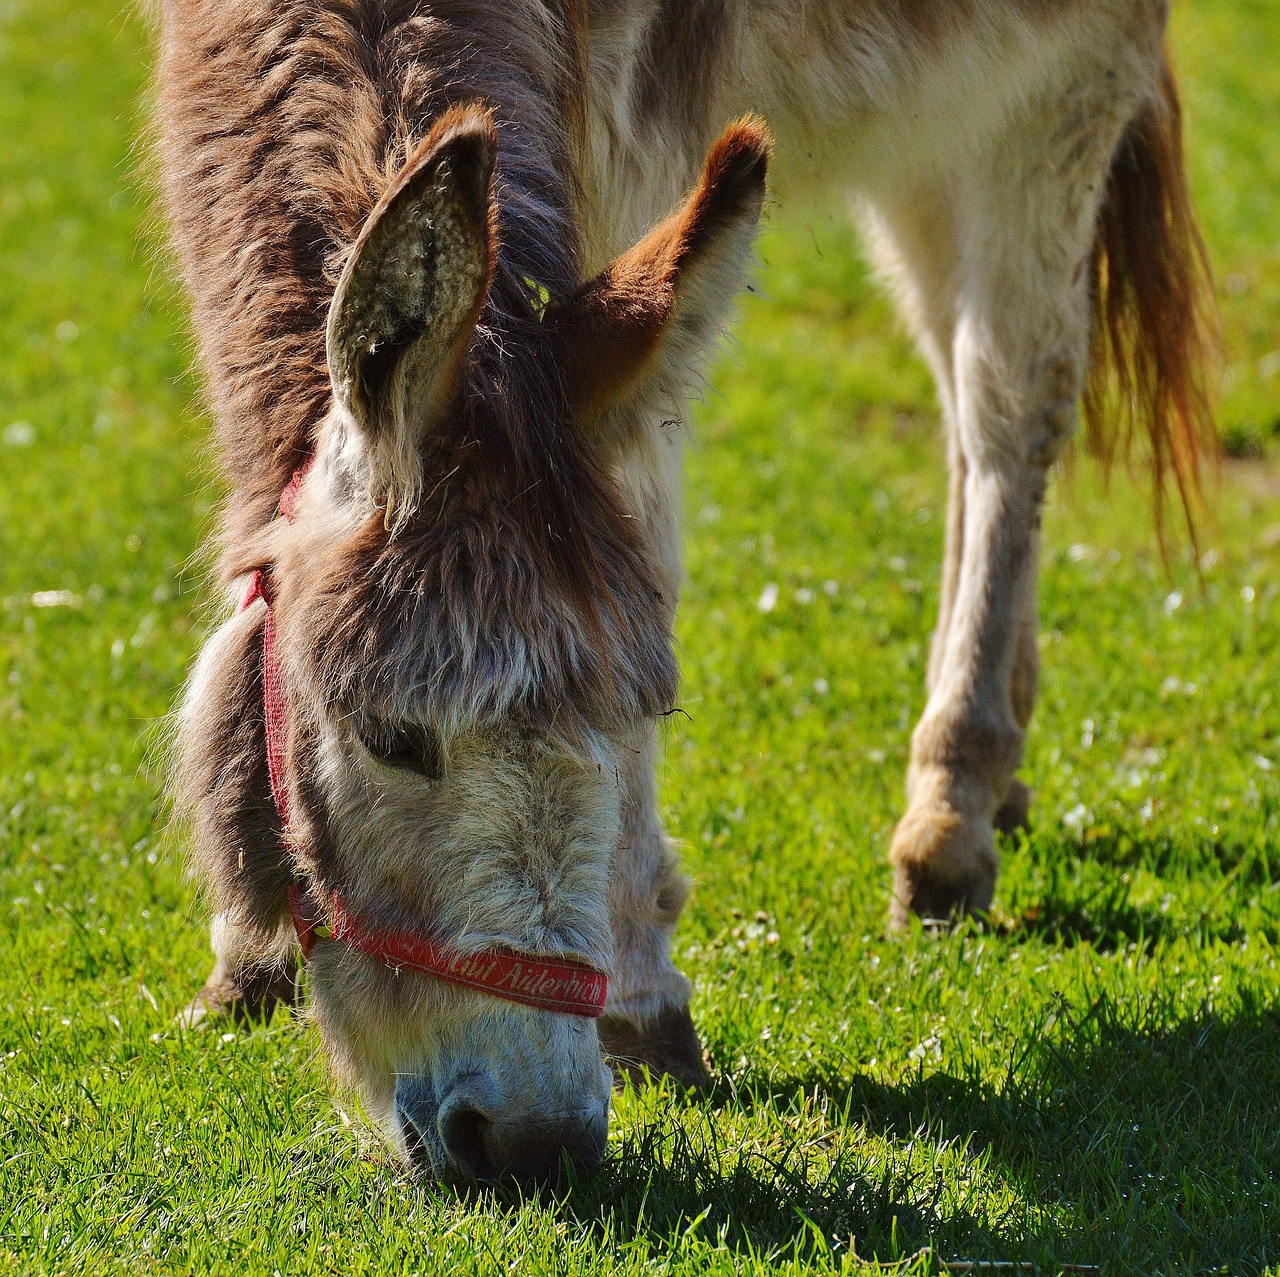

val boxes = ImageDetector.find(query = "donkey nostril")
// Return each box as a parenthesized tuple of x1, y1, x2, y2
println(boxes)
(436, 1078, 609, 1185)
(438, 1102, 498, 1182)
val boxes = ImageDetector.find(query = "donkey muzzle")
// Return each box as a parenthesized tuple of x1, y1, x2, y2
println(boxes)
(396, 1072, 607, 1185)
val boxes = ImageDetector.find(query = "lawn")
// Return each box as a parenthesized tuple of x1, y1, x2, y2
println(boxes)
(2, 2, 1279, 1274)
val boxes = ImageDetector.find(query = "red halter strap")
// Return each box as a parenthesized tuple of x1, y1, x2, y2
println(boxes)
(239, 464, 608, 1019)
(288, 885, 607, 1015)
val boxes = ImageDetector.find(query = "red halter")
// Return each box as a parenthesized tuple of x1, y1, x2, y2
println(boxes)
(240, 465, 608, 1018)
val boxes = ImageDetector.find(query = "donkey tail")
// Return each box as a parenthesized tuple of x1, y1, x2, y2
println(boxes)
(1083, 52, 1219, 543)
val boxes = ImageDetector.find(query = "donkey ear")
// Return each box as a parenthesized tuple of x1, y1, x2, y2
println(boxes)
(326, 106, 496, 508)
(547, 119, 770, 433)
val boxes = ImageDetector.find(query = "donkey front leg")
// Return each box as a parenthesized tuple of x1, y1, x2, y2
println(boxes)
(598, 723, 708, 1088)
(176, 599, 299, 1024)
(181, 912, 298, 1026)
(596, 422, 708, 1087)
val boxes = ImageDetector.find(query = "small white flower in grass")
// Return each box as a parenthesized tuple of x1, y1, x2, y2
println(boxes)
(908, 1034, 942, 1062)
(757, 582, 778, 613)
(1068, 544, 1093, 562)
(1255, 755, 1274, 772)
(1242, 586, 1256, 604)
(32, 590, 80, 608)
(1164, 590, 1183, 616)
(823, 579, 839, 596)
(813, 678, 829, 695)
(55, 320, 78, 343)
(795, 587, 814, 605)
(887, 556, 907, 574)
(1063, 803, 1091, 834)
(3, 421, 34, 447)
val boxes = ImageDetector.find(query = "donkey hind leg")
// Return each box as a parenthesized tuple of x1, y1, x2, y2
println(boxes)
(598, 724, 708, 1089)
(180, 913, 298, 1027)
(881, 80, 1143, 927)
(865, 184, 1039, 851)
(994, 595, 1038, 836)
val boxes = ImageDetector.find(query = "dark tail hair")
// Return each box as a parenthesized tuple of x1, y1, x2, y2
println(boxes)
(1083, 52, 1220, 545)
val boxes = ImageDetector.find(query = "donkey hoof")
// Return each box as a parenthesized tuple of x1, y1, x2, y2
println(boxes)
(599, 1003, 710, 1092)
(994, 777, 1033, 835)
(888, 802, 997, 931)
(178, 965, 298, 1028)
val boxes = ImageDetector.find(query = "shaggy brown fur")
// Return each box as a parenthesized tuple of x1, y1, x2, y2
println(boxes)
(157, 0, 591, 941)
(164, 2, 772, 1066)
(157, 0, 589, 562)
(158, 1, 677, 1048)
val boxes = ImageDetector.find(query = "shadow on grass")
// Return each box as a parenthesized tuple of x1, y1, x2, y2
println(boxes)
(1003, 878, 1251, 953)
(531, 995, 1280, 1275)
(999, 828, 1279, 953)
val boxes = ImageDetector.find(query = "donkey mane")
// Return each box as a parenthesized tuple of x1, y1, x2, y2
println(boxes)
(159, 0, 591, 562)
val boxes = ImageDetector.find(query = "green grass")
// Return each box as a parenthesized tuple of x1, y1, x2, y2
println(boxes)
(3, 1, 1280, 1273)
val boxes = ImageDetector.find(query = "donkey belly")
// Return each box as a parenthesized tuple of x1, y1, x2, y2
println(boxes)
(748, 12, 1085, 202)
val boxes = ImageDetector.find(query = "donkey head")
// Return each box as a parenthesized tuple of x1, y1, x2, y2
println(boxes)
(258, 107, 769, 1182)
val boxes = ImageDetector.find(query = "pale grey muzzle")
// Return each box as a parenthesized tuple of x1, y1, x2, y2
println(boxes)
(395, 1071, 608, 1184)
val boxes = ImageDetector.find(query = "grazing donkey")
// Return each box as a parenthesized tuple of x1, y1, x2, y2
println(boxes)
(160, 0, 1213, 1182)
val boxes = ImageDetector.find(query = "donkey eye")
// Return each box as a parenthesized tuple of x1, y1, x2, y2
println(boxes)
(358, 719, 442, 779)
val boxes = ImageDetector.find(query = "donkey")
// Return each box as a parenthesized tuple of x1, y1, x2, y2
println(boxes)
(160, 0, 1213, 1183)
